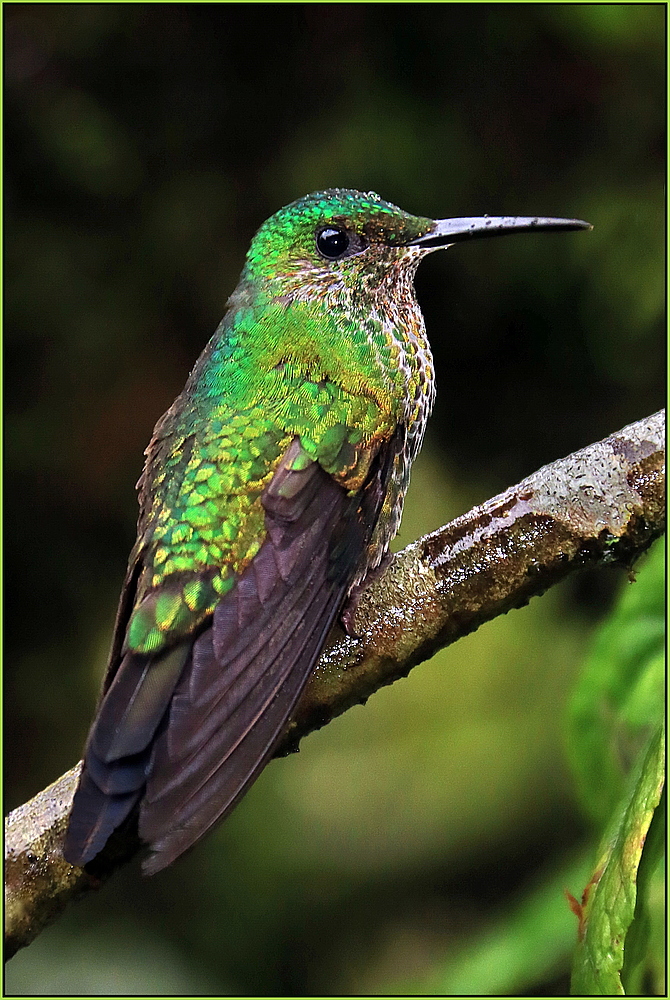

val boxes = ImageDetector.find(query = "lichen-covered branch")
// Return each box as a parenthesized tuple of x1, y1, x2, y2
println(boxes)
(5, 410, 665, 960)
(288, 408, 665, 738)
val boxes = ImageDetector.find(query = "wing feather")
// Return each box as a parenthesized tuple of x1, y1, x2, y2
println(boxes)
(140, 433, 400, 872)
(64, 429, 401, 873)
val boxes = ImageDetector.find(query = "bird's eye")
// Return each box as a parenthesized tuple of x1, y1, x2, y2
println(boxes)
(316, 227, 350, 259)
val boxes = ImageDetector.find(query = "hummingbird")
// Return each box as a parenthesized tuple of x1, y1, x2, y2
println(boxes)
(63, 189, 590, 874)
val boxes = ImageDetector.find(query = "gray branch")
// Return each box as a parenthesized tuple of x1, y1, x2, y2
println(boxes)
(5, 410, 665, 960)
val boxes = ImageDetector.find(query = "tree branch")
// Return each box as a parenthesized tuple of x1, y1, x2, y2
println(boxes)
(5, 410, 665, 960)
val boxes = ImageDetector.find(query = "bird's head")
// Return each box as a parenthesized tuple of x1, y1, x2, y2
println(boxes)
(239, 188, 591, 305)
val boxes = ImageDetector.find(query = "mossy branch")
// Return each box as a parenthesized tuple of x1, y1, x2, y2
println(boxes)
(5, 410, 665, 960)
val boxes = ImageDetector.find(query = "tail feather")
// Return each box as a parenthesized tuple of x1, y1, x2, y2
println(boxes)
(64, 769, 142, 866)
(85, 746, 151, 796)
(63, 643, 189, 867)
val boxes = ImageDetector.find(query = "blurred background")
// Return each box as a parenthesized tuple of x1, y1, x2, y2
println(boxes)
(5, 4, 665, 995)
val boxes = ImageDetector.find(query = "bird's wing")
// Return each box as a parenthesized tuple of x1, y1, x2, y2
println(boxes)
(64, 423, 402, 872)
(140, 430, 400, 872)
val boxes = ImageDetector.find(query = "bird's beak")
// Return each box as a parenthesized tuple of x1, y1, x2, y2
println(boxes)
(407, 215, 592, 248)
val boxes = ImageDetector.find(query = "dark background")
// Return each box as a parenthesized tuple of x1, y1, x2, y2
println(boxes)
(5, 4, 665, 995)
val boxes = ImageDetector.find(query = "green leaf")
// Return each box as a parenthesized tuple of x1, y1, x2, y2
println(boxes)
(621, 786, 666, 995)
(570, 725, 665, 995)
(567, 539, 664, 826)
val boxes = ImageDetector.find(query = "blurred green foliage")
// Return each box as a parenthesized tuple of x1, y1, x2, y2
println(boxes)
(396, 852, 594, 996)
(5, 5, 664, 995)
(568, 539, 665, 827)
(568, 540, 665, 996)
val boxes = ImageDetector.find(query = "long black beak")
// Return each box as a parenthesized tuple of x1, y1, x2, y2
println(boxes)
(408, 215, 592, 248)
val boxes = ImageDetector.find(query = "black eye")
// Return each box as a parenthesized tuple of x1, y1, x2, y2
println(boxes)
(315, 226, 351, 260)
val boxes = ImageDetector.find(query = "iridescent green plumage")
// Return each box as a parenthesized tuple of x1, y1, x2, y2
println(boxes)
(125, 191, 434, 657)
(64, 190, 590, 873)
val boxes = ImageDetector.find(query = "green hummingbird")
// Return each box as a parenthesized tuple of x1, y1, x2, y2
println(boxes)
(63, 189, 590, 874)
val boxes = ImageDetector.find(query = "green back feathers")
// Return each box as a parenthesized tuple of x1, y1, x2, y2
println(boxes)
(124, 190, 435, 656)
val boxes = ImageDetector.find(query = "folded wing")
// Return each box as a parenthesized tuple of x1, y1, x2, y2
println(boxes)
(64, 431, 400, 874)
